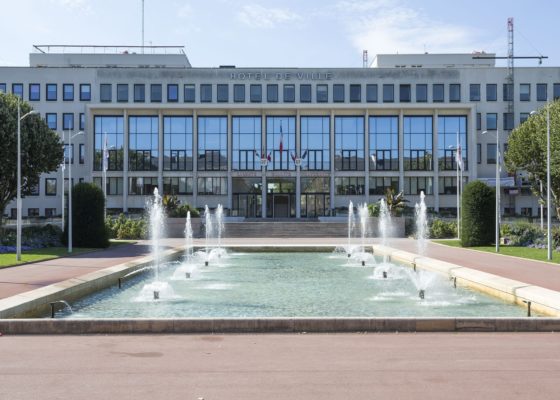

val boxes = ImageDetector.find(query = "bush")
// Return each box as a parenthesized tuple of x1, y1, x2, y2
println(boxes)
(163, 195, 200, 218)
(501, 222, 544, 246)
(106, 214, 147, 240)
(368, 203, 380, 217)
(461, 181, 495, 247)
(63, 183, 109, 248)
(430, 219, 457, 239)
(0, 224, 63, 253)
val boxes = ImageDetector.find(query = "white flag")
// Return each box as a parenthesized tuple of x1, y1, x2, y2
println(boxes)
(103, 134, 109, 171)
(455, 144, 463, 171)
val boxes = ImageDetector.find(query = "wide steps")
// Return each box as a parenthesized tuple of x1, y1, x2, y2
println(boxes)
(220, 222, 347, 238)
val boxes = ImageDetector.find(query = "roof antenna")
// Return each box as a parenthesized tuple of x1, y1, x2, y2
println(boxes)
(141, 0, 145, 53)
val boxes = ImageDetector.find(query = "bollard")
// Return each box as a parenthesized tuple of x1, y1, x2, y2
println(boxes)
(50, 302, 56, 318)
(154, 291, 160, 300)
(453, 277, 457, 289)
(523, 300, 532, 317)
(118, 278, 122, 289)
(419, 290, 425, 300)
(361, 260, 365, 266)
(382, 271, 387, 279)
(413, 263, 416, 271)
(205, 261, 209, 266)
(186, 272, 191, 279)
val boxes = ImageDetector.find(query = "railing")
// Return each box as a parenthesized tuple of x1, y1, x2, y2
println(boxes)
(33, 44, 186, 56)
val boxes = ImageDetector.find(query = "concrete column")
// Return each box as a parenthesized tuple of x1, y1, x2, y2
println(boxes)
(261, 111, 267, 219)
(123, 109, 129, 213)
(192, 110, 198, 209)
(433, 109, 439, 212)
(227, 110, 233, 210)
(296, 109, 301, 218)
(158, 110, 164, 194)
(398, 110, 404, 194)
(330, 110, 335, 214)
(364, 109, 370, 204)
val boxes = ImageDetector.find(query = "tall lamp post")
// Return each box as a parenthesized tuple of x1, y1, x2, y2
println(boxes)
(68, 131, 84, 253)
(482, 130, 500, 252)
(16, 99, 38, 261)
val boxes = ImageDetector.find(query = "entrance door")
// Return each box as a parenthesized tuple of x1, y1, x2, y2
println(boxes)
(273, 194, 290, 218)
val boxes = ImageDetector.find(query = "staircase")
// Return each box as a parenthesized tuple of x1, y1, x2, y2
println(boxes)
(220, 221, 347, 238)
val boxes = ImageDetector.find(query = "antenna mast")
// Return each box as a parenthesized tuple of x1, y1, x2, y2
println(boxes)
(507, 17, 514, 120)
(363, 50, 368, 68)
(141, 0, 145, 54)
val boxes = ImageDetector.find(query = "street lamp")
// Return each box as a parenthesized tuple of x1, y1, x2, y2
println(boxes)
(16, 98, 38, 261)
(68, 131, 84, 253)
(448, 144, 463, 240)
(482, 129, 500, 252)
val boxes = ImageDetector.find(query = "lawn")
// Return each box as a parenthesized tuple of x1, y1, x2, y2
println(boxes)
(0, 240, 135, 268)
(433, 239, 560, 263)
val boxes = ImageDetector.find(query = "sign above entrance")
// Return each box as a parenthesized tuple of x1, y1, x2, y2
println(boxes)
(229, 71, 333, 81)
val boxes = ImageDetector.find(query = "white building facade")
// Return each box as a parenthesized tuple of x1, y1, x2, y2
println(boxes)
(2, 47, 559, 219)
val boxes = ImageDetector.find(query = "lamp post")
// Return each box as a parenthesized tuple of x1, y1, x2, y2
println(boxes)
(482, 130, 500, 252)
(16, 99, 38, 261)
(68, 131, 84, 253)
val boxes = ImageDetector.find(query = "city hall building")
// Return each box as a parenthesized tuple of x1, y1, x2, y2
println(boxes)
(2, 46, 559, 219)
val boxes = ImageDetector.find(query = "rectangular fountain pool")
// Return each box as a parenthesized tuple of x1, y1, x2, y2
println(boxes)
(57, 249, 528, 319)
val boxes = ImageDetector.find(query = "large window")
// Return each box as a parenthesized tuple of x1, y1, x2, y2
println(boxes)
(438, 116, 468, 171)
(300, 116, 330, 170)
(94, 116, 124, 171)
(129, 177, 158, 195)
(486, 84, 497, 101)
(93, 177, 123, 195)
(369, 116, 398, 171)
(129, 116, 158, 171)
(300, 177, 330, 218)
(163, 177, 193, 195)
(404, 177, 433, 195)
(232, 116, 261, 171)
(266, 116, 296, 170)
(438, 177, 462, 195)
(198, 177, 227, 195)
(369, 177, 399, 196)
(335, 177, 365, 195)
(335, 116, 364, 171)
(63, 84, 74, 101)
(198, 116, 227, 171)
(164, 116, 193, 171)
(29, 83, 40, 101)
(404, 116, 433, 171)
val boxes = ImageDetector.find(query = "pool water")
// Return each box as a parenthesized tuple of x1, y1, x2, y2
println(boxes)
(61, 250, 527, 318)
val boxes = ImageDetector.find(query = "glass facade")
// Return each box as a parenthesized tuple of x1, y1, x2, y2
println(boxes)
(163, 177, 193, 195)
(94, 116, 124, 171)
(266, 116, 296, 171)
(369, 116, 398, 171)
(163, 116, 193, 171)
(300, 116, 330, 170)
(198, 116, 227, 171)
(369, 177, 399, 196)
(335, 116, 364, 171)
(129, 116, 159, 171)
(300, 177, 330, 217)
(437, 116, 468, 171)
(404, 116, 433, 171)
(232, 116, 262, 171)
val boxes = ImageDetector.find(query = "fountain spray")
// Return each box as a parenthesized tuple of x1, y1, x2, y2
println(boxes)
(150, 188, 164, 299)
(347, 200, 355, 257)
(415, 191, 428, 256)
(204, 205, 212, 266)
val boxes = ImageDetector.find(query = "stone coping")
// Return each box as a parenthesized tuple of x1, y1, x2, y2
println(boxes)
(372, 244, 560, 317)
(0, 317, 559, 334)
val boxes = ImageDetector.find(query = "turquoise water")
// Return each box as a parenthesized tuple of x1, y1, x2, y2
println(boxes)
(62, 250, 527, 318)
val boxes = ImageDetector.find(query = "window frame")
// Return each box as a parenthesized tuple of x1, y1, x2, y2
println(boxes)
(433, 84, 444, 102)
(167, 84, 179, 102)
(150, 84, 162, 103)
(382, 84, 394, 103)
(99, 84, 112, 102)
(63, 83, 74, 101)
(46, 83, 58, 101)
(117, 84, 129, 102)
(45, 178, 57, 196)
(79, 83, 91, 101)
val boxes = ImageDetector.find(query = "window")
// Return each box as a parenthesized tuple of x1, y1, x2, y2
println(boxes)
(128, 177, 158, 196)
(404, 116, 433, 171)
(46, 84, 57, 101)
(433, 84, 444, 102)
(316, 84, 328, 102)
(366, 84, 378, 102)
(369, 177, 399, 196)
(12, 83, 23, 98)
(503, 83, 513, 101)
(283, 84, 295, 102)
(80, 84, 91, 101)
(217, 84, 229, 102)
(129, 116, 159, 171)
(134, 84, 145, 102)
(335, 116, 364, 171)
(520, 84, 530, 101)
(184, 84, 195, 102)
(45, 208, 56, 218)
(438, 177, 461, 195)
(167, 84, 179, 102)
(198, 177, 227, 195)
(382, 84, 394, 102)
(477, 113, 481, 130)
(233, 116, 261, 171)
(487, 143, 497, 164)
(198, 116, 227, 171)
(438, 116, 468, 171)
(28, 183, 39, 196)
(150, 84, 162, 102)
(503, 113, 514, 130)
(28, 208, 39, 217)
(399, 84, 411, 102)
(79, 113, 85, 130)
(200, 84, 212, 102)
(100, 84, 112, 102)
(63, 84, 74, 101)
(300, 84, 311, 102)
(469, 84, 480, 101)
(0, 83, 6, 93)
(520, 112, 530, 124)
(234, 84, 245, 102)
(486, 84, 497, 101)
(369, 116, 398, 171)
(117, 84, 128, 102)
(449, 84, 461, 102)
(79, 144, 85, 164)
(335, 177, 365, 195)
(405, 177, 433, 195)
(164, 116, 193, 171)
(537, 84, 548, 101)
(267, 84, 278, 102)
(163, 177, 193, 195)
(301, 116, 330, 170)
(300, 177, 331, 217)
(416, 84, 427, 102)
(554, 83, 560, 100)
(94, 116, 124, 171)
(333, 84, 345, 102)
(29, 83, 40, 101)
(63, 144, 74, 164)
(486, 113, 497, 130)
(266, 116, 296, 171)
(45, 178, 57, 196)
(93, 177, 123, 195)
(250, 84, 262, 102)
(46, 113, 57, 130)
(63, 113, 74, 130)
(350, 84, 361, 102)
(477, 143, 481, 164)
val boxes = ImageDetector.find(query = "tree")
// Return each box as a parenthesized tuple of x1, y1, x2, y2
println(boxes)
(383, 188, 407, 216)
(461, 181, 495, 247)
(505, 100, 560, 219)
(0, 93, 63, 218)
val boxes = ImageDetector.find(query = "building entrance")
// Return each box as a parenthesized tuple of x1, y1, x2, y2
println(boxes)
(266, 178, 296, 218)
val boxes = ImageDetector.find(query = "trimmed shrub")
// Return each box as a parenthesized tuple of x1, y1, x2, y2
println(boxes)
(430, 219, 457, 239)
(501, 222, 543, 246)
(63, 183, 109, 248)
(461, 181, 495, 247)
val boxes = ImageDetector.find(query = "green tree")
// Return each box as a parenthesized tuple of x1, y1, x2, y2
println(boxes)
(384, 188, 407, 216)
(505, 100, 560, 219)
(0, 93, 63, 218)
(461, 181, 495, 247)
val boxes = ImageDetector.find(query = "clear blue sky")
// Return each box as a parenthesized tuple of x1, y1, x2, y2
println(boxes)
(1, 0, 558, 68)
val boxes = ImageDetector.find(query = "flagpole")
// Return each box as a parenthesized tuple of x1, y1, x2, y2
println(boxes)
(456, 131, 460, 240)
(61, 130, 65, 231)
(103, 132, 107, 219)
